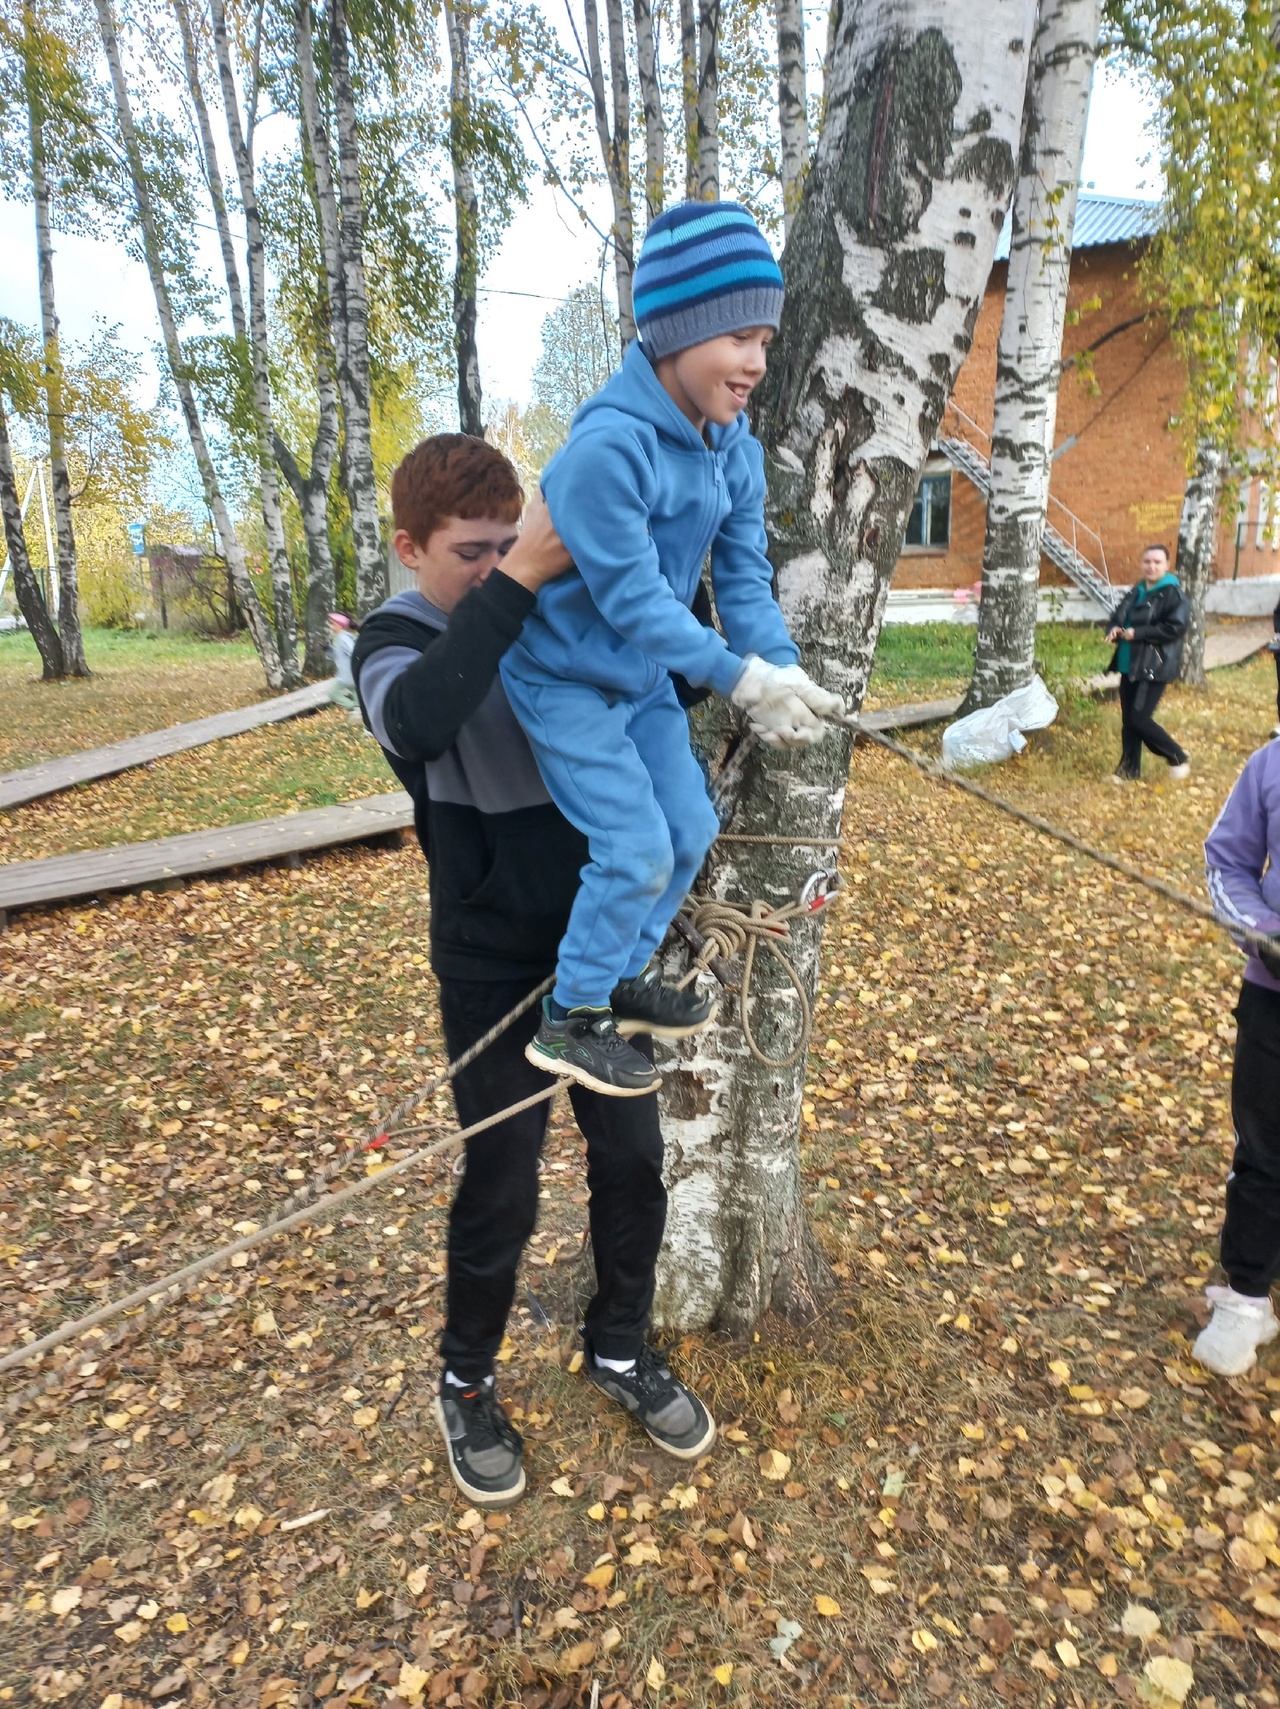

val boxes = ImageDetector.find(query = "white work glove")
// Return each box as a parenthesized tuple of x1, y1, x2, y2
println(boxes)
(730, 655, 827, 748)
(769, 664, 847, 723)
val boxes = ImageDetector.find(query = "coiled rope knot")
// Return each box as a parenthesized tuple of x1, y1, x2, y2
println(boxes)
(678, 896, 818, 1070)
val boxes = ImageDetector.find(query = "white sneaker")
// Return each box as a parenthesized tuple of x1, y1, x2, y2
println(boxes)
(1168, 761, 1191, 780)
(1193, 1285, 1279, 1376)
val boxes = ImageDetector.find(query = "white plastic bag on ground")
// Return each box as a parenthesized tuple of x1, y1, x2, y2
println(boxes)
(941, 674, 1058, 769)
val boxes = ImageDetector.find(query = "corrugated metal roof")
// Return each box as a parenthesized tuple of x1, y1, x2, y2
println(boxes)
(993, 191, 1162, 262)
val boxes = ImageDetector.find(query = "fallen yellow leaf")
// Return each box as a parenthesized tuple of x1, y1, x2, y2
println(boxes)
(758, 1448, 792, 1481)
(165, 1612, 189, 1635)
(713, 1662, 734, 1686)
(814, 1594, 842, 1616)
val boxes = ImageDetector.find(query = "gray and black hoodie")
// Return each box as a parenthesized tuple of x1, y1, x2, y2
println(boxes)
(352, 578, 588, 981)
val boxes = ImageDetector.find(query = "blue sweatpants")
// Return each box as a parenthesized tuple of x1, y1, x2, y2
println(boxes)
(502, 673, 720, 1010)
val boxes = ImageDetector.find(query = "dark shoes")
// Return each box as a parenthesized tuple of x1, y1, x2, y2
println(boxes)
(586, 1342, 717, 1460)
(612, 963, 718, 1039)
(525, 1001, 661, 1096)
(434, 1380, 526, 1509)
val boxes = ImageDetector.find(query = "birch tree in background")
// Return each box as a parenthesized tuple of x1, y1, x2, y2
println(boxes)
(962, 0, 1100, 714)
(680, 0, 697, 198)
(0, 339, 64, 678)
(579, 0, 635, 342)
(294, 0, 385, 617)
(1175, 441, 1223, 686)
(14, 6, 92, 676)
(633, 0, 663, 223)
(93, 0, 287, 688)
(655, 0, 1036, 1333)
(444, 0, 483, 434)
(774, 0, 807, 235)
(209, 0, 303, 681)
(696, 0, 719, 198)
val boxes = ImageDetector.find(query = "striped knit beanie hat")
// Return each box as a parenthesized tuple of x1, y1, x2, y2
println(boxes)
(632, 201, 784, 361)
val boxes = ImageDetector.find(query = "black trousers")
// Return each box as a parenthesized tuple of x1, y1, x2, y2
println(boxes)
(1272, 648, 1280, 722)
(1118, 676, 1187, 777)
(1220, 979, 1280, 1298)
(436, 974, 667, 1381)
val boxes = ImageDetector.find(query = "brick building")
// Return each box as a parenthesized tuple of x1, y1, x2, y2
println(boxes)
(895, 193, 1280, 617)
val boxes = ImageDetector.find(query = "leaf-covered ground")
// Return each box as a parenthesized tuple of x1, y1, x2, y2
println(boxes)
(2, 647, 1279, 1709)
(0, 629, 266, 775)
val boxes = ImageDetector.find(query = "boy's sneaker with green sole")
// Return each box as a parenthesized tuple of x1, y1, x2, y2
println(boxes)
(433, 1378, 526, 1509)
(525, 1000, 661, 1096)
(611, 963, 717, 1038)
(585, 1341, 717, 1459)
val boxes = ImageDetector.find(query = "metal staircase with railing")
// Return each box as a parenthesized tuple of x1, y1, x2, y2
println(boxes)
(937, 401, 1120, 612)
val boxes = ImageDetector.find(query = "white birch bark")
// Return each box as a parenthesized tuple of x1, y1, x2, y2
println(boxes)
(1175, 441, 1221, 688)
(276, 295, 341, 677)
(775, 0, 808, 236)
(93, 0, 285, 688)
(680, 0, 697, 199)
(633, 0, 664, 223)
(0, 395, 64, 679)
(210, 0, 302, 682)
(696, 0, 719, 200)
(583, 0, 636, 342)
(171, 0, 247, 345)
(964, 0, 1099, 713)
(25, 16, 87, 678)
(329, 0, 385, 616)
(654, 0, 1037, 1333)
(443, 0, 484, 435)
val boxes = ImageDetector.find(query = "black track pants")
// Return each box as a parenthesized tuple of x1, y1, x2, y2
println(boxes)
(1118, 675, 1187, 777)
(1219, 979, 1280, 1298)
(436, 975, 667, 1382)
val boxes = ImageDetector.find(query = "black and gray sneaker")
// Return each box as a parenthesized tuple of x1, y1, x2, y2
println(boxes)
(611, 963, 718, 1039)
(525, 1001, 661, 1097)
(433, 1379, 526, 1509)
(585, 1342, 717, 1460)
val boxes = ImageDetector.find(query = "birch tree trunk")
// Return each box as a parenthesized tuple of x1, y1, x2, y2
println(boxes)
(328, 0, 386, 616)
(0, 398, 64, 679)
(583, 0, 636, 342)
(962, 0, 1099, 714)
(277, 300, 341, 676)
(775, 0, 808, 237)
(654, 0, 1036, 1334)
(25, 17, 88, 678)
(444, 0, 483, 435)
(1175, 441, 1221, 688)
(93, 0, 286, 688)
(633, 0, 664, 223)
(210, 0, 302, 682)
(696, 0, 719, 199)
(680, 0, 697, 199)
(171, 0, 247, 345)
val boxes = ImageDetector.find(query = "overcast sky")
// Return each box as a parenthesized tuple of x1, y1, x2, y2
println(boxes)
(0, 58, 1159, 435)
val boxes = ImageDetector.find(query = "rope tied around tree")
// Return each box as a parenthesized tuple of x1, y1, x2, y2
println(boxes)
(677, 891, 830, 1070)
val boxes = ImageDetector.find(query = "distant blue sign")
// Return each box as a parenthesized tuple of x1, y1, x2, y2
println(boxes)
(127, 521, 146, 557)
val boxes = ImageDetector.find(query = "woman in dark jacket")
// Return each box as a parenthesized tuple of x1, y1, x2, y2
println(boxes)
(1104, 543, 1192, 782)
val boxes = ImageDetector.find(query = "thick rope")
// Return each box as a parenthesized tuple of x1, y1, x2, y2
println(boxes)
(850, 717, 1280, 957)
(1, 1084, 562, 1410)
(678, 896, 815, 1069)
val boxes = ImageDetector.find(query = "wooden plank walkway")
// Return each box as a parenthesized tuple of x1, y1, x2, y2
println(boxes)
(0, 792, 414, 917)
(0, 681, 333, 811)
(1204, 619, 1273, 670)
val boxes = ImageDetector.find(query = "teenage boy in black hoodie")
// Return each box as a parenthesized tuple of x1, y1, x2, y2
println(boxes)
(352, 435, 715, 1510)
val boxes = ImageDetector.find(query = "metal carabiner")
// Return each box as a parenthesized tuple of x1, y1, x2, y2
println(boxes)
(798, 867, 841, 913)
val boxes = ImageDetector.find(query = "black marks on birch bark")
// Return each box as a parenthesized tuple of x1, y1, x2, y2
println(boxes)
(873, 246, 947, 324)
(954, 133, 1018, 204)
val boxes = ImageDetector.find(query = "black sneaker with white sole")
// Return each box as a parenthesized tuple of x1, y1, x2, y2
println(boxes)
(433, 1380, 526, 1509)
(585, 1342, 717, 1459)
(611, 963, 718, 1039)
(524, 1001, 661, 1096)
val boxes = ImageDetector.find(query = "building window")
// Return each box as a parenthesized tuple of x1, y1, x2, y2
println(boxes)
(905, 472, 952, 548)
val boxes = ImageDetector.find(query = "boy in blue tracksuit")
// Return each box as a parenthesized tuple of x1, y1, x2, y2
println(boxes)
(502, 202, 843, 1096)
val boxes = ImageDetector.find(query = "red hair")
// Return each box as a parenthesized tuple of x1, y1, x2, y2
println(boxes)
(390, 434, 524, 548)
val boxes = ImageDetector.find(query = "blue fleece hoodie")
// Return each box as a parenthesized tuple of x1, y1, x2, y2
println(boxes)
(503, 340, 799, 702)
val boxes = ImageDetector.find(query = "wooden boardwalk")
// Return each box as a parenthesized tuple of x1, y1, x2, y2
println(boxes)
(860, 696, 961, 731)
(0, 681, 333, 811)
(0, 792, 414, 919)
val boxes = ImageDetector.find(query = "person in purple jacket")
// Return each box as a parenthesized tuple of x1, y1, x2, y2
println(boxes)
(1199, 743, 1280, 1373)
